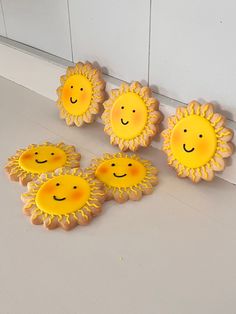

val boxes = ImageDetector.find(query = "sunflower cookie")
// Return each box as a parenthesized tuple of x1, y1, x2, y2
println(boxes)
(21, 168, 105, 230)
(102, 81, 163, 151)
(87, 153, 158, 203)
(162, 101, 234, 183)
(5, 142, 81, 185)
(56, 61, 106, 126)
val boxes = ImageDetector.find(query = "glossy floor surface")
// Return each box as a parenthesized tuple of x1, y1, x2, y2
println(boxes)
(0, 76, 236, 314)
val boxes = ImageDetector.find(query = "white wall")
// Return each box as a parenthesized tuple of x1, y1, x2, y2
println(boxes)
(1, 0, 236, 121)
(150, 0, 236, 121)
(0, 1, 6, 36)
(69, 0, 150, 83)
(1, 0, 72, 60)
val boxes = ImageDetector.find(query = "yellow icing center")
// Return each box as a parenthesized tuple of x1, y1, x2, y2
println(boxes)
(170, 115, 217, 168)
(110, 92, 148, 139)
(95, 157, 146, 188)
(35, 175, 90, 215)
(61, 74, 92, 116)
(19, 146, 67, 174)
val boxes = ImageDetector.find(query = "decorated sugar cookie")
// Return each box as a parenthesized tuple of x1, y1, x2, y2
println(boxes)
(87, 153, 158, 203)
(5, 142, 81, 185)
(102, 82, 163, 151)
(56, 62, 106, 126)
(162, 101, 234, 182)
(21, 168, 105, 230)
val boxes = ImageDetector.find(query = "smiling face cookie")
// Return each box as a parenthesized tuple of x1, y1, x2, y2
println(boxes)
(35, 175, 90, 215)
(111, 92, 148, 140)
(162, 101, 234, 182)
(5, 142, 81, 185)
(87, 153, 158, 203)
(102, 82, 163, 151)
(19, 145, 67, 173)
(96, 156, 147, 188)
(21, 168, 105, 230)
(61, 74, 93, 116)
(57, 62, 105, 127)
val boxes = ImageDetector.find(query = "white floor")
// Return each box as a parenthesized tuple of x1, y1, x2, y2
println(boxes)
(0, 76, 236, 314)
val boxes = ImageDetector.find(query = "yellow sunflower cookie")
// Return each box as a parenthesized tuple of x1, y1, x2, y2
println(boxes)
(21, 167, 105, 230)
(5, 142, 81, 185)
(87, 153, 158, 203)
(102, 82, 163, 151)
(56, 61, 106, 126)
(162, 101, 234, 183)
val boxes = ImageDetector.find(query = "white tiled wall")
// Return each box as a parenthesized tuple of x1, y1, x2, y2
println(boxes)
(1, 0, 72, 60)
(0, 2, 6, 36)
(150, 0, 236, 121)
(69, 0, 150, 82)
(1, 0, 236, 121)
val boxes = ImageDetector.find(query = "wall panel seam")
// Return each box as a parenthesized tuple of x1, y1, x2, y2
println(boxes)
(66, 0, 73, 62)
(147, 0, 152, 85)
(0, 0, 7, 37)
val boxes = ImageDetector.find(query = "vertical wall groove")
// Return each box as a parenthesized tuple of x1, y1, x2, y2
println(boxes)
(0, 0, 7, 37)
(147, 0, 152, 85)
(66, 0, 74, 62)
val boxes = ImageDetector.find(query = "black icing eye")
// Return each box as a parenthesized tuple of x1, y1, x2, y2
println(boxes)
(128, 163, 132, 166)
(184, 129, 187, 132)
(111, 163, 115, 167)
(35, 152, 38, 155)
(80, 88, 83, 91)
(132, 110, 136, 113)
(51, 152, 55, 155)
(121, 106, 124, 109)
(71, 85, 73, 88)
(199, 134, 203, 138)
(73, 186, 77, 189)
(56, 183, 60, 186)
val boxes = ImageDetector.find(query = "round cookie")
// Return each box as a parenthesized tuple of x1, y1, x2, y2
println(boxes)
(102, 81, 163, 151)
(161, 101, 234, 183)
(56, 61, 106, 127)
(87, 153, 158, 203)
(5, 142, 81, 185)
(21, 167, 105, 230)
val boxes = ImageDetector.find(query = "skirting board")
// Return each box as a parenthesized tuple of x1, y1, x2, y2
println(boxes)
(0, 37, 235, 184)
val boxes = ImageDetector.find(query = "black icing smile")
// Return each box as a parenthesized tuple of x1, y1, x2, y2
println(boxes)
(121, 118, 129, 125)
(183, 144, 195, 153)
(35, 159, 47, 164)
(70, 97, 77, 104)
(53, 195, 66, 201)
(113, 173, 127, 178)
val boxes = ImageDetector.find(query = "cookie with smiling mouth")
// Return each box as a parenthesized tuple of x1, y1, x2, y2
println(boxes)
(35, 159, 47, 164)
(102, 81, 163, 151)
(21, 167, 105, 230)
(121, 118, 129, 125)
(183, 144, 194, 153)
(87, 152, 158, 203)
(56, 61, 106, 127)
(5, 142, 81, 185)
(162, 101, 234, 183)
(70, 97, 77, 104)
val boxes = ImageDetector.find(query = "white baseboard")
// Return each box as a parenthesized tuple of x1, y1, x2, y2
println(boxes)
(0, 37, 235, 184)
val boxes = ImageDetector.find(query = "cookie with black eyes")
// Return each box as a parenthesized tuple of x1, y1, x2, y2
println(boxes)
(162, 101, 234, 182)
(5, 142, 81, 185)
(21, 168, 105, 230)
(87, 153, 158, 203)
(56, 61, 106, 127)
(102, 81, 163, 151)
